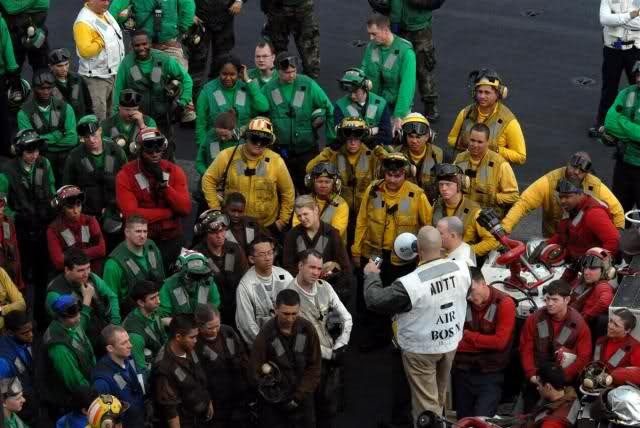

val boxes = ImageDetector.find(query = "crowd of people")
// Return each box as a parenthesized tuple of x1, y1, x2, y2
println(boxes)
(0, 0, 638, 427)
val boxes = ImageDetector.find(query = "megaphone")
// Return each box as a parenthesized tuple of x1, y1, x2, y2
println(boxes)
(394, 232, 417, 261)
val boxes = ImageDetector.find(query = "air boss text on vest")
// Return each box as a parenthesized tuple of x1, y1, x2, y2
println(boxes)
(430, 275, 462, 343)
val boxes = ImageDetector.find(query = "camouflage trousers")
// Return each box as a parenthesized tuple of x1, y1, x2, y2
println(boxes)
(399, 26, 438, 107)
(262, 1, 320, 79)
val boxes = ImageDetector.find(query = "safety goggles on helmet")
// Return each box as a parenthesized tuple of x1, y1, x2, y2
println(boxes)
(435, 163, 462, 179)
(337, 127, 369, 141)
(32, 70, 55, 87)
(48, 48, 71, 65)
(311, 162, 339, 178)
(119, 89, 142, 107)
(556, 179, 583, 194)
(382, 157, 409, 172)
(77, 121, 100, 137)
(582, 254, 605, 270)
(568, 154, 592, 172)
(62, 195, 84, 208)
(200, 210, 230, 232)
(471, 69, 502, 86)
(339, 81, 359, 92)
(246, 132, 272, 147)
(19, 140, 43, 153)
(402, 121, 429, 136)
(277, 55, 298, 70)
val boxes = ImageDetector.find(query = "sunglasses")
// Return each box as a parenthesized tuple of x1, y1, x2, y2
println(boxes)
(142, 138, 166, 153)
(402, 122, 429, 136)
(568, 155, 591, 172)
(248, 134, 272, 146)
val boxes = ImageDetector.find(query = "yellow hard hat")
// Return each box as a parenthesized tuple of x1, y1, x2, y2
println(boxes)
(337, 116, 370, 141)
(401, 112, 432, 137)
(245, 116, 276, 144)
(87, 394, 128, 428)
(381, 152, 411, 175)
(401, 112, 430, 127)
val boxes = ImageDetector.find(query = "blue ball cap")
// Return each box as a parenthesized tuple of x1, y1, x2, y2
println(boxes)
(51, 294, 80, 317)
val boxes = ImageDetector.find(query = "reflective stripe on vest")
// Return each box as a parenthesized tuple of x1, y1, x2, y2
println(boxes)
(571, 210, 585, 227)
(346, 104, 360, 117)
(202, 344, 218, 361)
(557, 325, 573, 345)
(213, 90, 226, 107)
(337, 152, 370, 176)
(81, 157, 94, 173)
(31, 113, 44, 131)
(35, 168, 44, 186)
(113, 373, 127, 390)
(321, 204, 336, 223)
(594, 343, 602, 361)
(296, 234, 328, 254)
(366, 103, 378, 120)
(246, 227, 255, 244)
(144, 326, 160, 345)
(272, 337, 286, 357)
(608, 347, 628, 368)
(105, 155, 115, 174)
(125, 259, 141, 275)
(226, 337, 236, 356)
(235, 159, 267, 176)
(466, 305, 472, 322)
(626, 90, 637, 108)
(50, 107, 61, 128)
(484, 303, 497, 323)
(174, 366, 187, 382)
(2, 222, 10, 240)
(197, 285, 209, 304)
(236, 89, 246, 107)
(173, 287, 188, 306)
(419, 152, 437, 178)
(371, 48, 380, 63)
(134, 173, 150, 191)
(148, 250, 158, 269)
(271, 88, 284, 105)
(71, 83, 80, 102)
(150, 64, 162, 84)
(224, 252, 235, 272)
(537, 320, 550, 339)
(210, 141, 220, 158)
(60, 229, 76, 247)
(224, 230, 237, 244)
(292, 89, 306, 108)
(383, 52, 398, 70)
(81, 225, 90, 243)
(567, 400, 580, 424)
(14, 357, 25, 374)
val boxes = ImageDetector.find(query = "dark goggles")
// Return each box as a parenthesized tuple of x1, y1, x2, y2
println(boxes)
(402, 122, 429, 136)
(32, 72, 55, 87)
(77, 121, 100, 137)
(19, 140, 43, 153)
(48, 48, 71, 65)
(142, 138, 166, 153)
(556, 179, 582, 194)
(472, 69, 501, 84)
(311, 162, 339, 178)
(435, 163, 462, 178)
(62, 194, 85, 207)
(120, 90, 142, 107)
(568, 154, 592, 172)
(383, 159, 408, 171)
(247, 132, 272, 146)
(582, 254, 605, 269)
(339, 81, 359, 92)
(277, 56, 298, 70)
(338, 127, 368, 140)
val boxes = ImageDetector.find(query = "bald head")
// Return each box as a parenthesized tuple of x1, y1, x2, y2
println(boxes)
(437, 216, 464, 252)
(417, 226, 443, 260)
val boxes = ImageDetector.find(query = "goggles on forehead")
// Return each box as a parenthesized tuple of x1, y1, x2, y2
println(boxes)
(311, 162, 339, 178)
(142, 137, 166, 153)
(247, 132, 273, 146)
(568, 154, 592, 172)
(383, 159, 408, 171)
(337, 127, 369, 140)
(48, 48, 71, 65)
(33, 72, 55, 87)
(582, 254, 605, 269)
(339, 81, 358, 92)
(120, 90, 142, 107)
(277, 56, 298, 70)
(435, 163, 462, 178)
(402, 121, 429, 136)
(78, 121, 100, 137)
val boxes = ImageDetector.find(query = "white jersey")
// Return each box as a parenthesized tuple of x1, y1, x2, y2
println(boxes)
(288, 278, 353, 360)
(74, 6, 125, 78)
(235, 266, 293, 345)
(396, 258, 471, 354)
(447, 242, 477, 267)
(600, 0, 640, 50)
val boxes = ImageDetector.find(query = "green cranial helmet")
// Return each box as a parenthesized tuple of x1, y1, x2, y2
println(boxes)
(176, 249, 212, 275)
(338, 68, 369, 92)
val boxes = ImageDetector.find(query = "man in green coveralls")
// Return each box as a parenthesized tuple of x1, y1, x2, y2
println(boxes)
(42, 294, 95, 415)
(103, 215, 165, 316)
(360, 14, 416, 138)
(122, 279, 167, 377)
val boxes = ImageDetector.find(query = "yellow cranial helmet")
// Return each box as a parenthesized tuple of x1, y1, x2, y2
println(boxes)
(245, 116, 276, 145)
(87, 394, 128, 428)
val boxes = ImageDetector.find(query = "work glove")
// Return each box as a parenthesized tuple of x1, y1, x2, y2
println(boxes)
(312, 116, 324, 129)
(363, 136, 380, 150)
(146, 161, 166, 185)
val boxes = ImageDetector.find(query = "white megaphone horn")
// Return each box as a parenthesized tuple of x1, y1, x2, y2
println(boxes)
(394, 232, 418, 261)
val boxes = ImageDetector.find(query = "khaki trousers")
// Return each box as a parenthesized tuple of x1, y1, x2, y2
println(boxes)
(402, 349, 456, 422)
(83, 75, 115, 122)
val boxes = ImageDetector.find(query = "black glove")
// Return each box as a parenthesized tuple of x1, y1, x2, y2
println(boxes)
(283, 399, 299, 412)
(363, 136, 379, 150)
(145, 161, 166, 184)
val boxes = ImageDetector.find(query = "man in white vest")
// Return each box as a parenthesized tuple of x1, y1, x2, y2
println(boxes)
(437, 216, 477, 267)
(364, 225, 471, 423)
(73, 0, 125, 121)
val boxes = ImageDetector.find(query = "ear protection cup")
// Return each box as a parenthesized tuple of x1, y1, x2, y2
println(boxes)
(304, 173, 312, 189)
(305, 173, 343, 196)
(341, 67, 372, 91)
(583, 247, 616, 280)
(459, 174, 471, 193)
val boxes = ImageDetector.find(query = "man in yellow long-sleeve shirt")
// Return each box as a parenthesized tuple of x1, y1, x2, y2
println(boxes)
(448, 69, 526, 165)
(454, 123, 519, 218)
(201, 117, 295, 238)
(430, 163, 497, 257)
(73, 0, 125, 121)
(352, 151, 431, 351)
(502, 152, 624, 237)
